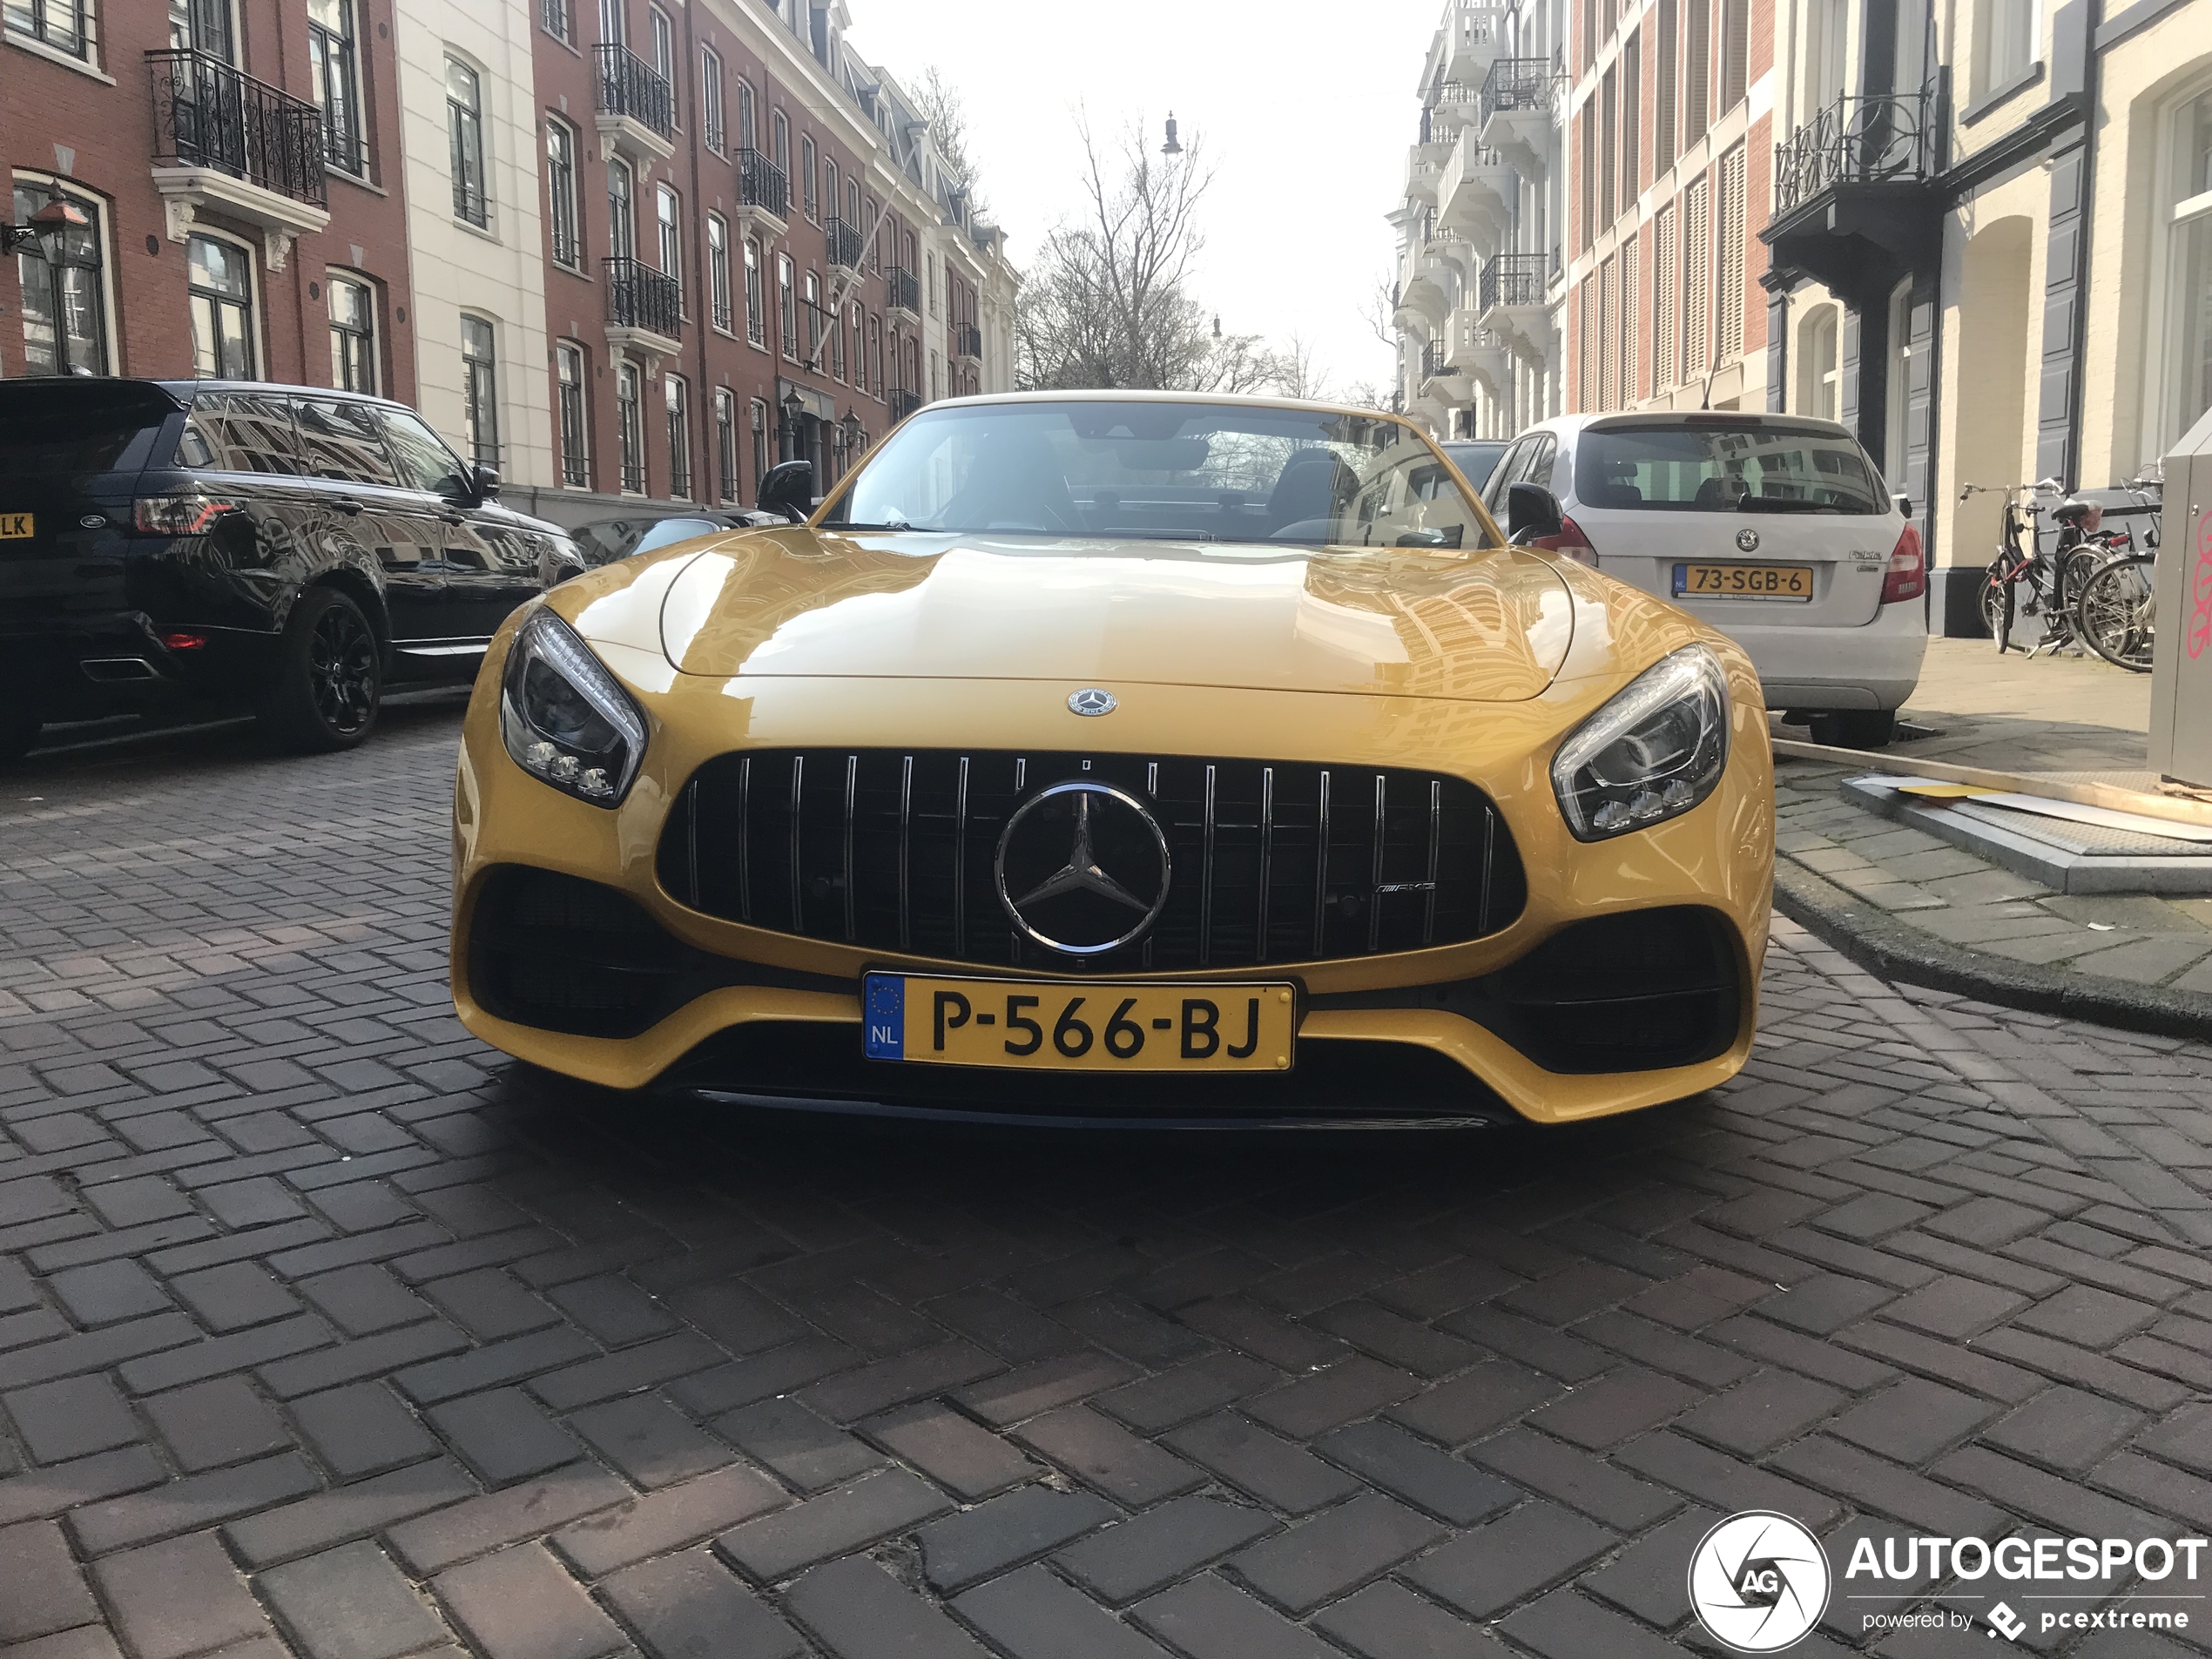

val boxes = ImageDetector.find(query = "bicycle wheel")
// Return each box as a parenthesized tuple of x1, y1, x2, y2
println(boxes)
(2074, 556, 2156, 672)
(1980, 560, 2013, 652)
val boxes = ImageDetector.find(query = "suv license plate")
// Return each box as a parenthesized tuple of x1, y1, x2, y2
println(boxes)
(0, 513, 33, 538)
(863, 974, 1295, 1072)
(1674, 561, 1813, 600)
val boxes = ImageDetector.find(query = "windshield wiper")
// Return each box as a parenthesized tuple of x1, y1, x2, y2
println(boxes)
(822, 520, 934, 531)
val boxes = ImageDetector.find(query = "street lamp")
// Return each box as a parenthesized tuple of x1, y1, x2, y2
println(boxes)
(840, 408, 864, 458)
(0, 182, 88, 254)
(779, 387, 804, 460)
(1161, 113, 1182, 157)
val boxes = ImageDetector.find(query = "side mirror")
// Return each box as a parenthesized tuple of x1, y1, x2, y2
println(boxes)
(470, 463, 501, 502)
(759, 460, 815, 524)
(1507, 482, 1565, 544)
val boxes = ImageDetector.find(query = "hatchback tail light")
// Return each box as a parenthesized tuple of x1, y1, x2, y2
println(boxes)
(133, 495, 239, 536)
(1534, 514, 1597, 566)
(1880, 521, 1925, 604)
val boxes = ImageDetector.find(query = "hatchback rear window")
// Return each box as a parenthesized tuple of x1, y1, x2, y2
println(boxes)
(1577, 422, 1885, 513)
(0, 388, 172, 476)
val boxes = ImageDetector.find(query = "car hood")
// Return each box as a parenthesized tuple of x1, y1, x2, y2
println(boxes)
(589, 528, 1578, 703)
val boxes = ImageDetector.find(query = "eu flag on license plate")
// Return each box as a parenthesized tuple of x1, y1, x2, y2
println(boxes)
(863, 974, 905, 1060)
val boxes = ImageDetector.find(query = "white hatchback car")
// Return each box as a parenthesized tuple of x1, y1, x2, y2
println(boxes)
(1476, 413, 1926, 747)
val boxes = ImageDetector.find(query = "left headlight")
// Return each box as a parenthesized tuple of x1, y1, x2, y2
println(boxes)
(1551, 644, 1730, 840)
(499, 609, 647, 806)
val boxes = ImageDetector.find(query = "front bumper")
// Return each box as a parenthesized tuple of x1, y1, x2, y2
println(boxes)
(451, 657, 1775, 1128)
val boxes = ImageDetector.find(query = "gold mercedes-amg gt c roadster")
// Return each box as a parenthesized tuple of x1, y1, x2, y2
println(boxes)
(451, 393, 1773, 1128)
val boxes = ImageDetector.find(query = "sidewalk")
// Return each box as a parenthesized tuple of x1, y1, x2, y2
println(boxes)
(1767, 639, 2212, 1034)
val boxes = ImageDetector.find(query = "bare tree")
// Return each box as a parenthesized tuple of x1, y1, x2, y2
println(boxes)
(1359, 271, 1399, 352)
(1266, 332, 1330, 401)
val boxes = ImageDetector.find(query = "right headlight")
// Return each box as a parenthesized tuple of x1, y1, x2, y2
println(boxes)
(498, 609, 647, 806)
(1551, 644, 1730, 840)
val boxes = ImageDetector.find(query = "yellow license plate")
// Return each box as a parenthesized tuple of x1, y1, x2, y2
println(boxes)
(0, 513, 32, 538)
(1674, 561, 1814, 599)
(863, 974, 1296, 1072)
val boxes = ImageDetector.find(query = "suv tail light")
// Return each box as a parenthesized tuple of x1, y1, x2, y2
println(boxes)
(1534, 514, 1597, 566)
(1880, 521, 1925, 604)
(133, 495, 239, 536)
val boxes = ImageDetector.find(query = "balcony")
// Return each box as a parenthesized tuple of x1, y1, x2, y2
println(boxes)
(886, 266, 921, 322)
(1446, 1, 1509, 84)
(1436, 129, 1514, 246)
(1447, 307, 1511, 391)
(1477, 252, 1554, 349)
(888, 388, 922, 422)
(735, 149, 789, 236)
(826, 216, 864, 273)
(594, 44, 674, 165)
(604, 256, 681, 365)
(1426, 80, 1486, 135)
(1419, 339, 1466, 401)
(146, 49, 329, 270)
(1478, 57, 1558, 182)
(954, 324, 982, 366)
(1764, 87, 1940, 303)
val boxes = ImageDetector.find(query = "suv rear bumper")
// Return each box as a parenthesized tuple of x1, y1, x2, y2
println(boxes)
(0, 617, 283, 724)
(1724, 602, 1927, 711)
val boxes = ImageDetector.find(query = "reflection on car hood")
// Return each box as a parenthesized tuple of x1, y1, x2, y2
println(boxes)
(620, 529, 1575, 703)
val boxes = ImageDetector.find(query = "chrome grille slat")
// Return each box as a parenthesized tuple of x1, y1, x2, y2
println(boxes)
(663, 748, 1524, 974)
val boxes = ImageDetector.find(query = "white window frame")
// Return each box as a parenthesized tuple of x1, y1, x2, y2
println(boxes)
(707, 212, 732, 334)
(185, 226, 261, 381)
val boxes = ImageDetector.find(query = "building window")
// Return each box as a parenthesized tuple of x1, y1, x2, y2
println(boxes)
(1622, 33, 1641, 205)
(547, 118, 581, 268)
(542, 0, 572, 44)
(2163, 86, 2212, 455)
(608, 157, 634, 260)
(750, 397, 768, 496)
(1979, 0, 2035, 93)
(648, 4, 672, 84)
(14, 181, 106, 376)
(830, 293, 846, 380)
(744, 236, 765, 346)
(187, 233, 254, 379)
(167, 0, 231, 57)
(665, 375, 690, 497)
(825, 159, 840, 230)
(772, 109, 790, 176)
(1578, 102, 1595, 249)
(1684, 0, 1710, 142)
(1619, 235, 1639, 406)
(736, 79, 756, 152)
(803, 270, 821, 362)
(927, 253, 938, 316)
(1600, 71, 1617, 226)
(715, 388, 738, 502)
(1681, 173, 1710, 380)
(868, 316, 881, 395)
(657, 182, 681, 299)
(6, 0, 88, 60)
(778, 253, 796, 358)
(327, 273, 375, 393)
(701, 46, 725, 152)
(1802, 305, 1840, 419)
(448, 57, 489, 228)
(309, 0, 364, 175)
(1655, 0, 1677, 172)
(598, 0, 622, 43)
(461, 314, 498, 468)
(930, 347, 941, 401)
(1716, 146, 1745, 361)
(1719, 0, 1749, 111)
(850, 303, 864, 392)
(556, 341, 590, 487)
(616, 361, 644, 492)
(801, 134, 817, 219)
(1599, 257, 1616, 409)
(867, 199, 880, 270)
(1654, 203, 1676, 388)
(707, 212, 732, 333)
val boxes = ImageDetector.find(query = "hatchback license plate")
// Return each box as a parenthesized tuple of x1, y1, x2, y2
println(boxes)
(864, 974, 1295, 1072)
(0, 513, 33, 538)
(1675, 561, 1813, 600)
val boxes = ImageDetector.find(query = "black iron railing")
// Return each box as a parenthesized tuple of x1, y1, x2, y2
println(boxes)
(1773, 89, 1934, 216)
(887, 266, 921, 314)
(147, 49, 327, 207)
(955, 324, 982, 361)
(888, 388, 922, 421)
(737, 148, 788, 219)
(1480, 56, 1557, 125)
(826, 216, 863, 269)
(605, 256, 681, 338)
(1480, 252, 1548, 310)
(594, 43, 673, 140)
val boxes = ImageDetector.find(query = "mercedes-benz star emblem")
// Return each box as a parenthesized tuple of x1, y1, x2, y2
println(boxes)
(1068, 688, 1117, 717)
(995, 781, 1170, 956)
(1735, 527, 1761, 553)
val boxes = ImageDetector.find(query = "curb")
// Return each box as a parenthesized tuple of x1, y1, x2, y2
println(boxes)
(1771, 860, 2212, 1042)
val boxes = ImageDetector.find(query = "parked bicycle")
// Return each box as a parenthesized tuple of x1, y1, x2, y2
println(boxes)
(1969, 478, 2139, 656)
(2069, 475, 2162, 672)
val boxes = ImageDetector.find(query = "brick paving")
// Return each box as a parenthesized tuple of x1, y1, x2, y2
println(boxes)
(4, 710, 2212, 1658)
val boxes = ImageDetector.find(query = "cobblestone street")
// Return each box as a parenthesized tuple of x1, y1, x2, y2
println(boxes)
(4, 710, 2212, 1659)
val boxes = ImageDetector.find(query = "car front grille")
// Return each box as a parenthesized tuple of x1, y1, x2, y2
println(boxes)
(655, 748, 1526, 974)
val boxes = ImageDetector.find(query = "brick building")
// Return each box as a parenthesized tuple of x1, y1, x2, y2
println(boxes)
(0, 0, 417, 398)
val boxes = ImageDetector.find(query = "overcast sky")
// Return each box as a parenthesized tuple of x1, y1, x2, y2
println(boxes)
(848, 0, 1441, 399)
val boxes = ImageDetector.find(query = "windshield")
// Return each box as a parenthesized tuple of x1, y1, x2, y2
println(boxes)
(823, 400, 1499, 550)
(1576, 422, 1887, 514)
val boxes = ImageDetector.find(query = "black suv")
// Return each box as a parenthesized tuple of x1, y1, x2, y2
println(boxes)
(0, 378, 581, 758)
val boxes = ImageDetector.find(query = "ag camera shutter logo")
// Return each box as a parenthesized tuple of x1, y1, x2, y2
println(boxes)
(1689, 1511, 1831, 1652)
